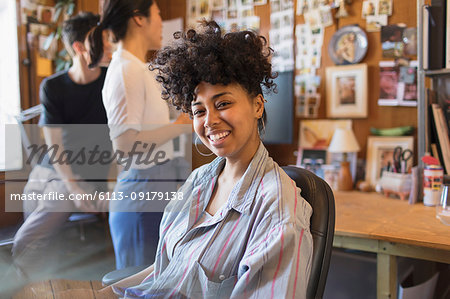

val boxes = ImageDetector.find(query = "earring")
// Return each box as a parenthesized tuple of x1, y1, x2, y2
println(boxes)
(259, 118, 266, 139)
(194, 135, 214, 157)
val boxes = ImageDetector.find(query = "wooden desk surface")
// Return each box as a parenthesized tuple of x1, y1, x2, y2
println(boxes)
(13, 280, 110, 299)
(334, 191, 450, 251)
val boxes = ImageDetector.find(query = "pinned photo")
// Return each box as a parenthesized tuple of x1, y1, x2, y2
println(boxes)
(362, 0, 377, 19)
(37, 5, 54, 24)
(212, 0, 226, 9)
(270, 0, 281, 12)
(366, 15, 387, 32)
(381, 25, 405, 58)
(378, 0, 392, 16)
(319, 6, 333, 27)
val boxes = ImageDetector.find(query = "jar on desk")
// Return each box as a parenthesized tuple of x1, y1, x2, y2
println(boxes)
(423, 165, 444, 206)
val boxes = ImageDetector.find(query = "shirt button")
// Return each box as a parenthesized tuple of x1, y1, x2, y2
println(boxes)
(219, 275, 225, 280)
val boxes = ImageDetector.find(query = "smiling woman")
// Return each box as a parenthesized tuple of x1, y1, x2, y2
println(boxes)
(101, 21, 314, 299)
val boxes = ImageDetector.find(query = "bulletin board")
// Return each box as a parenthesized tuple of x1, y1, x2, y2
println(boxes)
(160, 0, 418, 167)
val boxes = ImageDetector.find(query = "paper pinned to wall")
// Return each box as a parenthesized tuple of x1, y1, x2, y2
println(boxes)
(162, 18, 184, 47)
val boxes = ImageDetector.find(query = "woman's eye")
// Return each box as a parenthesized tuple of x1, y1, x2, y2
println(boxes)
(193, 109, 204, 116)
(217, 102, 230, 108)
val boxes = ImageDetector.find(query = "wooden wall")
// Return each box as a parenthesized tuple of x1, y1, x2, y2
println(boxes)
(14, 0, 419, 168)
(161, 0, 419, 168)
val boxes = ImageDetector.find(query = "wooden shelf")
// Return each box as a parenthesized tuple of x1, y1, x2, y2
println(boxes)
(424, 69, 450, 76)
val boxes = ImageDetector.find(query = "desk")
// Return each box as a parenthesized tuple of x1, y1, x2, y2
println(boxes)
(13, 280, 109, 299)
(333, 191, 450, 299)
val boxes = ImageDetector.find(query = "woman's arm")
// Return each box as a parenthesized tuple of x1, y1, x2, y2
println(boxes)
(113, 113, 192, 154)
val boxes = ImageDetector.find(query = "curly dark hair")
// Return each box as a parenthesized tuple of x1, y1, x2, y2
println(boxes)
(151, 20, 277, 132)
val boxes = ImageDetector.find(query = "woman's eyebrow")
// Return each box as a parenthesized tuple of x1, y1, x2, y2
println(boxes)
(191, 92, 232, 106)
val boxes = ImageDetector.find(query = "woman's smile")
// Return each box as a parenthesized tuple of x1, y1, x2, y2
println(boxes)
(207, 130, 231, 145)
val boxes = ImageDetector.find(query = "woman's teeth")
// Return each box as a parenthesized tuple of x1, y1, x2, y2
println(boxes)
(209, 132, 230, 141)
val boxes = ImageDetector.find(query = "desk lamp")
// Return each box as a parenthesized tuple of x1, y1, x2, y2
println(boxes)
(328, 128, 360, 191)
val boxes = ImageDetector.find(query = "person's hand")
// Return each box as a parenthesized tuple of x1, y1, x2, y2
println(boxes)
(66, 181, 97, 213)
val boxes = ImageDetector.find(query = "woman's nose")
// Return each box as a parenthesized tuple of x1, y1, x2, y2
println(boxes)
(204, 110, 219, 128)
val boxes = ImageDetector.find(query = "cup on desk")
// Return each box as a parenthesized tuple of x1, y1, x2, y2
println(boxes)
(436, 184, 450, 226)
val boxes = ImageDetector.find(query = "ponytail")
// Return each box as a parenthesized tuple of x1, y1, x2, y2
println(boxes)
(87, 0, 154, 68)
(88, 24, 105, 68)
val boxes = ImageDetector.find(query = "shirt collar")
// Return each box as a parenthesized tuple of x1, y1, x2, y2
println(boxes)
(196, 142, 270, 215)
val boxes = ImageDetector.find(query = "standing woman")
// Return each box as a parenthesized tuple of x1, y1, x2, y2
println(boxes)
(88, 0, 191, 269)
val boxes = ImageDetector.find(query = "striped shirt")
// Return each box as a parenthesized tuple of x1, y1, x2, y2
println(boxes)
(122, 142, 313, 298)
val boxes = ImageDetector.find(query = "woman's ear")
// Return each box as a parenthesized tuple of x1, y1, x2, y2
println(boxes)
(132, 15, 145, 27)
(254, 94, 265, 118)
(71, 41, 85, 55)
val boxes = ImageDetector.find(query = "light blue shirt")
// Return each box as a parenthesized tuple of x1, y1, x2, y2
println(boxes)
(119, 143, 313, 298)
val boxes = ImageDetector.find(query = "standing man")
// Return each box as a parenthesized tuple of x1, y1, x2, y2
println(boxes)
(12, 12, 112, 276)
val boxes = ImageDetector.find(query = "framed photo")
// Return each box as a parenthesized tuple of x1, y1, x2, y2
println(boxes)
(326, 64, 368, 118)
(296, 148, 327, 167)
(365, 136, 414, 187)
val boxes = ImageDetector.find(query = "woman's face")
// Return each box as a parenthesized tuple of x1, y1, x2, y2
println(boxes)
(192, 82, 263, 161)
(144, 2, 162, 50)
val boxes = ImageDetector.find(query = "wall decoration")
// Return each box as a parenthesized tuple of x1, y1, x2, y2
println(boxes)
(188, 0, 262, 32)
(365, 136, 414, 187)
(362, 0, 377, 18)
(378, 0, 393, 16)
(295, 23, 324, 70)
(326, 64, 368, 118)
(402, 27, 417, 56)
(365, 14, 387, 32)
(299, 119, 352, 149)
(270, 0, 295, 72)
(328, 25, 368, 65)
(362, 0, 392, 31)
(296, 93, 321, 118)
(378, 60, 418, 106)
(381, 24, 406, 58)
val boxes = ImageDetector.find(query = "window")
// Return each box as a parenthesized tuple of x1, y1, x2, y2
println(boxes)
(0, 0, 23, 171)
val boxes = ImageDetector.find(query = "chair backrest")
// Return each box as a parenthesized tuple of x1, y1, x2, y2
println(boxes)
(282, 166, 335, 299)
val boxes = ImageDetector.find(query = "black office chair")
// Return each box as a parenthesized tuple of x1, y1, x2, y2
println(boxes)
(103, 166, 336, 299)
(282, 166, 335, 299)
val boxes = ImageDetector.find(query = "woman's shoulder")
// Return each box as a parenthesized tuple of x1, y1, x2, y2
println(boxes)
(256, 162, 312, 227)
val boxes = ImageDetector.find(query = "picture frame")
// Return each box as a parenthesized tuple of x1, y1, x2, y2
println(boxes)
(326, 63, 368, 118)
(296, 148, 327, 167)
(365, 136, 414, 187)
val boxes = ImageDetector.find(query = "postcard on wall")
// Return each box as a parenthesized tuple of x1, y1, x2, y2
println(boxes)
(378, 61, 400, 106)
(378, 0, 393, 16)
(381, 25, 406, 58)
(212, 0, 226, 9)
(298, 119, 352, 149)
(366, 15, 387, 32)
(378, 61, 418, 106)
(362, 0, 378, 19)
(398, 60, 418, 106)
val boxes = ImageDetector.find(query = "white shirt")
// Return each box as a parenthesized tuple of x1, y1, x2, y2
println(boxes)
(102, 46, 173, 168)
